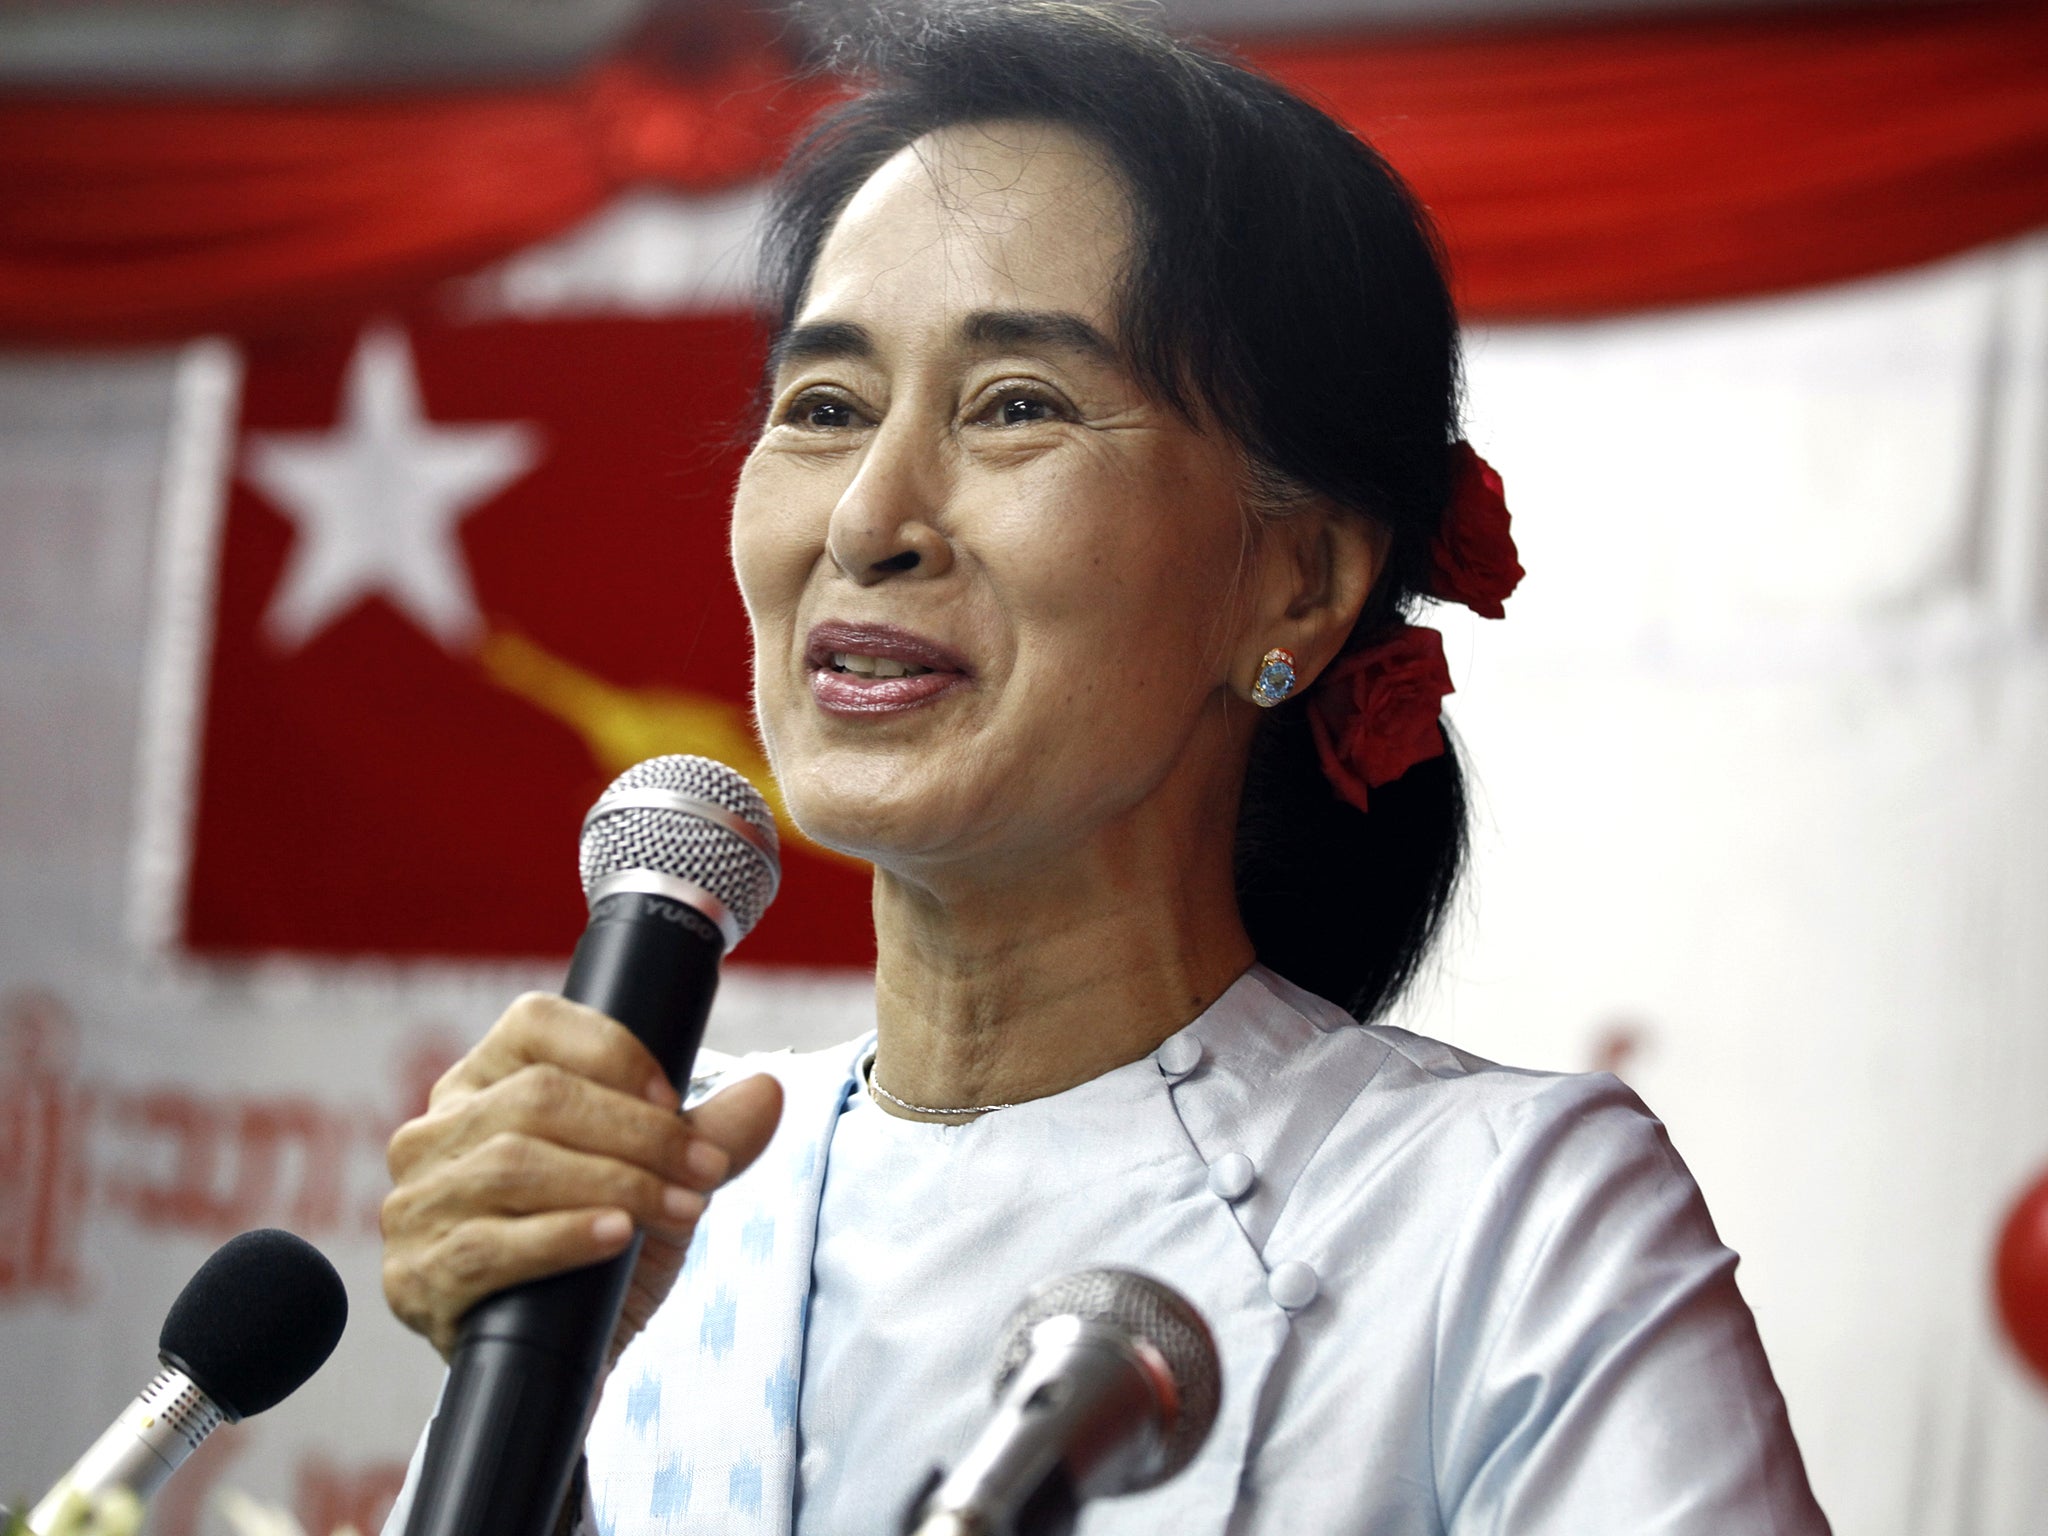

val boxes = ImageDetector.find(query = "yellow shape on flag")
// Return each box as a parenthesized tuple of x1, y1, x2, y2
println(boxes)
(476, 627, 858, 869)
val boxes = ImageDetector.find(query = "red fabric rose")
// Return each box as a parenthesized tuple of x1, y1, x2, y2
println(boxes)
(1428, 442, 1524, 619)
(1305, 624, 1455, 814)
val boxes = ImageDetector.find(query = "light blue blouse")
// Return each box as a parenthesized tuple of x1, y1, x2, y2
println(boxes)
(386, 965, 1829, 1534)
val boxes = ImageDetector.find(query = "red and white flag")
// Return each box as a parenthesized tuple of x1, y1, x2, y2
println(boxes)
(183, 310, 874, 968)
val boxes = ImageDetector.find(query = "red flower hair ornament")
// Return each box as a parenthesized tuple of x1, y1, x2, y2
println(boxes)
(1304, 442, 1521, 814)
(1429, 441, 1525, 620)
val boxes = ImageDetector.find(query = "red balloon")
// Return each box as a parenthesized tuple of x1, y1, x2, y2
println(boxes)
(1996, 1169, 2048, 1386)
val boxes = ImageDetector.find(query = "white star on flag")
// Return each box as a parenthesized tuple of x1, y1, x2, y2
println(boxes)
(244, 323, 541, 651)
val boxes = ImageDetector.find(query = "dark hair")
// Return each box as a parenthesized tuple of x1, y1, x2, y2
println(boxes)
(761, 0, 1468, 1021)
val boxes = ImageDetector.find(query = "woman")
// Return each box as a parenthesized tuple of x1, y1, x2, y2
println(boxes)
(380, 5, 1829, 1532)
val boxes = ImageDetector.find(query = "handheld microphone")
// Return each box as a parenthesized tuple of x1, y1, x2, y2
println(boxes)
(907, 1269, 1222, 1536)
(25, 1228, 347, 1533)
(402, 755, 781, 1536)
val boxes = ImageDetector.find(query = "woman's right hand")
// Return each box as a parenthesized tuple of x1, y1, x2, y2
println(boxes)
(380, 991, 784, 1364)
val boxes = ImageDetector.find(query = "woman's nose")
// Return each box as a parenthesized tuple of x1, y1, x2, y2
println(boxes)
(825, 420, 956, 585)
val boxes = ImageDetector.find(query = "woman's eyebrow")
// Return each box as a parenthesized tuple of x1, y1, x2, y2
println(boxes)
(770, 319, 875, 373)
(769, 310, 1118, 373)
(962, 308, 1118, 363)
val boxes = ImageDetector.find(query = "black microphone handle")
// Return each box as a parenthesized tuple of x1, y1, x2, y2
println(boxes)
(403, 891, 725, 1536)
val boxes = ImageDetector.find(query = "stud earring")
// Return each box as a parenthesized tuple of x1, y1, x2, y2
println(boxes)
(1251, 646, 1298, 708)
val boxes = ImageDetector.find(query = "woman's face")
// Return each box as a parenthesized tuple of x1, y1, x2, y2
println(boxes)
(732, 122, 1286, 876)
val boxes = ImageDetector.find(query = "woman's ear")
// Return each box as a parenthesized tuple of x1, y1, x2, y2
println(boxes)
(1238, 503, 1386, 696)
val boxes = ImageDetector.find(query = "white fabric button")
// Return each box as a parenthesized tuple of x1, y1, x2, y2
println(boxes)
(1156, 1033, 1203, 1078)
(1268, 1260, 1319, 1310)
(1207, 1152, 1256, 1202)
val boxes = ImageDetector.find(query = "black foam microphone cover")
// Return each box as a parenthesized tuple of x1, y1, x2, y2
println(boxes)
(158, 1227, 349, 1420)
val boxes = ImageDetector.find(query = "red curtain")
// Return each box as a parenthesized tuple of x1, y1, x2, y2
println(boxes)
(1, 1, 2045, 343)
(1245, 3, 2048, 317)
(0, 16, 840, 345)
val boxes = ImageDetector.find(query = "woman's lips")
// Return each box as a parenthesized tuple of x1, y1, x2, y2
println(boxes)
(804, 621, 971, 716)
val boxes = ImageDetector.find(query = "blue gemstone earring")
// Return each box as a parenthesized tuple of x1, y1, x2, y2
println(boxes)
(1251, 646, 1298, 708)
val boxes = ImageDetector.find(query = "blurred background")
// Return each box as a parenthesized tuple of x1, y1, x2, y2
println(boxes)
(2, 0, 2046, 1531)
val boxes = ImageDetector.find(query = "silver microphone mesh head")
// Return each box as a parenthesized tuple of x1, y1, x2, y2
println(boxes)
(578, 756, 781, 948)
(995, 1268, 1222, 1484)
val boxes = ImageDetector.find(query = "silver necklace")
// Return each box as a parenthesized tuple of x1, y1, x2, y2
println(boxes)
(860, 1048, 1018, 1118)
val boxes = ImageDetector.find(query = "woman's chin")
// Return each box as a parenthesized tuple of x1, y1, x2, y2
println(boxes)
(777, 766, 964, 868)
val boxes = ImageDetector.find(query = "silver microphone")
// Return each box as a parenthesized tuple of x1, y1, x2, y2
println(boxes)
(26, 1229, 346, 1532)
(27, 1365, 225, 1525)
(909, 1269, 1222, 1536)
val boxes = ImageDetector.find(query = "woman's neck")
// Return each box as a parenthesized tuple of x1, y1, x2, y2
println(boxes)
(865, 816, 1255, 1119)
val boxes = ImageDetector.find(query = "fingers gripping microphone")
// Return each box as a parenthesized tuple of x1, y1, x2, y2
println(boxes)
(404, 756, 780, 1536)
(26, 1229, 347, 1532)
(908, 1270, 1222, 1536)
